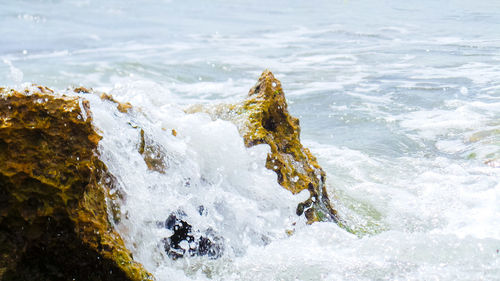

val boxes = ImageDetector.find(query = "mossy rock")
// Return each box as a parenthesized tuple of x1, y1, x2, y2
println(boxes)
(0, 86, 153, 280)
(187, 70, 339, 224)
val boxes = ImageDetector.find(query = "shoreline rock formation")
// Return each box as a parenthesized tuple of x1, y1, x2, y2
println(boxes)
(0, 86, 152, 280)
(0, 70, 341, 274)
(187, 70, 340, 224)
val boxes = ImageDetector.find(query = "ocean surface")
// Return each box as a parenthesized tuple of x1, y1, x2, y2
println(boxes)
(1, 0, 500, 280)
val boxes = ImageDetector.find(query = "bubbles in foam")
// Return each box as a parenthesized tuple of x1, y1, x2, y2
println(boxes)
(79, 87, 306, 279)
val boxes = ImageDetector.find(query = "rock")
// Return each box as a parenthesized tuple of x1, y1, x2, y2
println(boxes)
(139, 129, 169, 174)
(160, 213, 224, 260)
(186, 70, 340, 224)
(468, 128, 500, 167)
(79, 88, 168, 174)
(99, 93, 132, 114)
(0, 87, 153, 280)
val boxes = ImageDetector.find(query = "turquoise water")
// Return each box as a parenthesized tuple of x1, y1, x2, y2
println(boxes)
(2, 0, 500, 280)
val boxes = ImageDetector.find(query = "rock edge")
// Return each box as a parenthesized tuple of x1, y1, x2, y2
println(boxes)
(0, 86, 153, 281)
(187, 70, 340, 224)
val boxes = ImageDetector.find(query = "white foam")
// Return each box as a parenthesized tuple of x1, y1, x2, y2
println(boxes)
(3, 0, 500, 279)
(77, 88, 307, 279)
(398, 108, 487, 139)
(305, 140, 500, 240)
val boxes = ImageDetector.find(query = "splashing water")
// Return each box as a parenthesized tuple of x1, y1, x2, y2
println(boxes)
(82, 91, 311, 280)
(2, 0, 500, 280)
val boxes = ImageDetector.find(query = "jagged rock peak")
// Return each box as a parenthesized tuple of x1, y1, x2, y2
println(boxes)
(187, 70, 340, 224)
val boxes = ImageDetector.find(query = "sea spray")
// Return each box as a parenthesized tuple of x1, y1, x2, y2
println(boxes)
(3, 0, 500, 279)
(81, 89, 311, 278)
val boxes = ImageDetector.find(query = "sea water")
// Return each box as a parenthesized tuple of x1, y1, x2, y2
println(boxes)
(1, 0, 499, 280)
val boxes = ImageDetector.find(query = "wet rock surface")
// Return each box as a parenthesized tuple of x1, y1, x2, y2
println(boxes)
(0, 70, 341, 271)
(160, 213, 224, 260)
(0, 87, 152, 281)
(139, 129, 169, 174)
(72, 87, 169, 174)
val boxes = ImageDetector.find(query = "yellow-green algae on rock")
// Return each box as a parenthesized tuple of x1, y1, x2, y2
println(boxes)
(187, 70, 340, 224)
(0, 87, 153, 280)
(72, 87, 167, 174)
